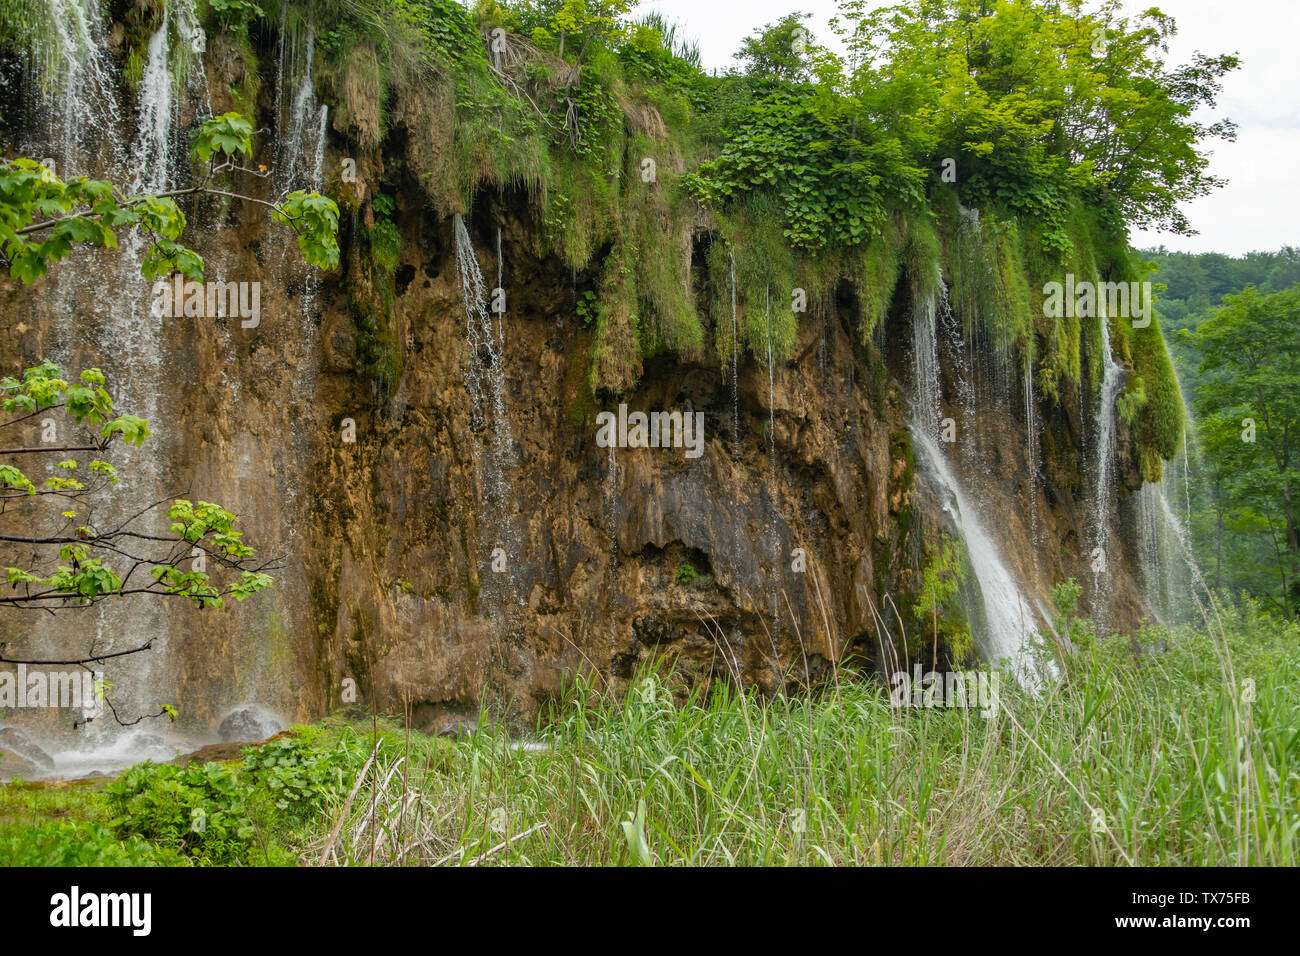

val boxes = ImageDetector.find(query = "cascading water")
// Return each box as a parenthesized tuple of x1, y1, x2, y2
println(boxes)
(763, 286, 782, 636)
(129, 0, 210, 194)
(912, 428, 1057, 690)
(1087, 317, 1126, 628)
(59, 0, 216, 764)
(1024, 366, 1045, 577)
(605, 442, 619, 565)
(270, 17, 328, 328)
(729, 251, 739, 455)
(911, 270, 944, 443)
(909, 275, 1055, 689)
(25, 3, 318, 767)
(31, 0, 120, 173)
(275, 24, 328, 196)
(171, 0, 212, 116)
(453, 214, 519, 603)
(131, 23, 174, 192)
(1137, 465, 1198, 626)
(3, 5, 337, 774)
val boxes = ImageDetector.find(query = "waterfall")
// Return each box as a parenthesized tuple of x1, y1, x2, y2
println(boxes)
(912, 428, 1057, 690)
(131, 21, 175, 193)
(909, 274, 1055, 689)
(765, 286, 776, 476)
(274, 20, 328, 198)
(269, 17, 328, 333)
(1087, 317, 1126, 627)
(763, 287, 781, 632)
(296, 98, 329, 326)
(129, 0, 211, 194)
(1137, 479, 1198, 626)
(605, 443, 619, 564)
(729, 251, 739, 455)
(910, 269, 944, 443)
(495, 227, 506, 344)
(1137, 422, 1205, 629)
(32, 0, 120, 173)
(171, 0, 211, 117)
(1024, 366, 1044, 577)
(453, 214, 519, 603)
(13, 2, 186, 767)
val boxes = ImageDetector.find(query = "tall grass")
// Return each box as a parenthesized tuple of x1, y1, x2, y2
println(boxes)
(316, 597, 1299, 866)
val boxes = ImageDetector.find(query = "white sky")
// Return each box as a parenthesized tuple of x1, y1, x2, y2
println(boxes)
(631, 0, 1299, 256)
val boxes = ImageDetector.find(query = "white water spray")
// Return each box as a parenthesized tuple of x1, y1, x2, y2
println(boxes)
(911, 270, 945, 443)
(454, 214, 519, 600)
(32, 0, 120, 173)
(1024, 366, 1045, 576)
(1087, 317, 1126, 626)
(729, 251, 739, 455)
(912, 428, 1057, 690)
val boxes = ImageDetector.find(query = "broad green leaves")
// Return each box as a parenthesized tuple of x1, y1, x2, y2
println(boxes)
(694, 0, 1236, 252)
(0, 361, 272, 613)
(0, 111, 338, 285)
(275, 191, 341, 270)
(0, 157, 193, 282)
(0, 361, 139, 439)
(101, 414, 150, 447)
(686, 90, 926, 250)
(191, 112, 255, 164)
(0, 464, 35, 494)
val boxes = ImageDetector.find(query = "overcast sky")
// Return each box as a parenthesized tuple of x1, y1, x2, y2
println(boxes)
(630, 0, 1297, 257)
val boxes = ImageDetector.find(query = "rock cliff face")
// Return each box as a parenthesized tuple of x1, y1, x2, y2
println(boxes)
(0, 11, 1160, 757)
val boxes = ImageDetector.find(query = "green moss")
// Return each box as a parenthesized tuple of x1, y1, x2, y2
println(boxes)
(367, 194, 401, 275)
(911, 535, 975, 663)
(939, 195, 1035, 366)
(903, 207, 942, 315)
(623, 136, 702, 360)
(847, 217, 904, 343)
(714, 192, 799, 369)
(1129, 320, 1185, 482)
(206, 0, 1190, 485)
(588, 243, 642, 395)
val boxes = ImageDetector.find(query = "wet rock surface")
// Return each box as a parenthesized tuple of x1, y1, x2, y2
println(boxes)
(0, 37, 1155, 747)
(218, 708, 285, 744)
(0, 727, 55, 779)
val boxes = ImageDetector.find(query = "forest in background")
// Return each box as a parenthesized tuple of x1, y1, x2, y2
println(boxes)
(1148, 246, 1300, 615)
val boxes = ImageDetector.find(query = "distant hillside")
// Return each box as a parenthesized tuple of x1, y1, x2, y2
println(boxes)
(1145, 246, 1300, 331)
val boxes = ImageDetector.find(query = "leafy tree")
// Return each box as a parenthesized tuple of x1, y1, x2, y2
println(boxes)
(551, 0, 633, 69)
(0, 112, 337, 723)
(0, 112, 339, 284)
(832, 0, 1238, 238)
(690, 0, 1236, 255)
(734, 12, 815, 83)
(0, 361, 275, 638)
(1190, 286, 1300, 613)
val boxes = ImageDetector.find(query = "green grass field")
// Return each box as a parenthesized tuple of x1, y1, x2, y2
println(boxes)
(1, 595, 1296, 867)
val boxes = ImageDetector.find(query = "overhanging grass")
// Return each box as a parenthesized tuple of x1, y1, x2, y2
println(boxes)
(315, 597, 1299, 867)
